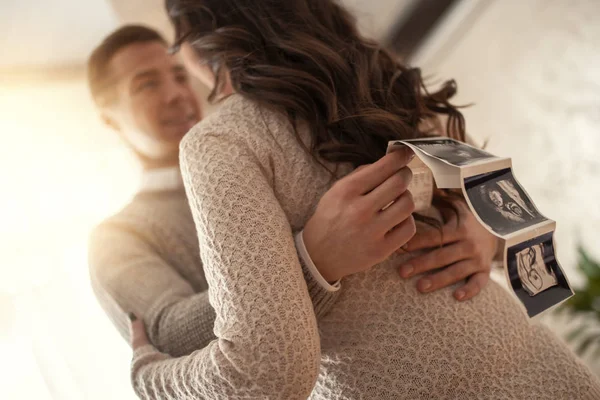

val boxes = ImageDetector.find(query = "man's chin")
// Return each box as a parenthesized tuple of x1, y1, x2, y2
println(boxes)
(164, 121, 199, 139)
(162, 127, 193, 142)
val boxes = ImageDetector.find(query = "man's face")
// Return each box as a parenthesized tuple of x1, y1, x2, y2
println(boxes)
(103, 41, 201, 164)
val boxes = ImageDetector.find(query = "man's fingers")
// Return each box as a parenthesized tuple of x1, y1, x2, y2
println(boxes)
(402, 227, 445, 253)
(454, 271, 490, 301)
(347, 148, 414, 195)
(129, 313, 150, 350)
(439, 204, 460, 225)
(402, 216, 460, 252)
(399, 242, 472, 278)
(415, 260, 479, 294)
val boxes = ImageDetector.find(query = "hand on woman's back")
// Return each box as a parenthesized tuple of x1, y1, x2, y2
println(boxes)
(302, 148, 495, 301)
(303, 148, 417, 282)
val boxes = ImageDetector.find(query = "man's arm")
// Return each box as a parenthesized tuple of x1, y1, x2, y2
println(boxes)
(89, 222, 341, 358)
(88, 223, 216, 357)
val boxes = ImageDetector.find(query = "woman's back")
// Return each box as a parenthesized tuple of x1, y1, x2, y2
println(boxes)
(317, 262, 588, 399)
(191, 94, 600, 399)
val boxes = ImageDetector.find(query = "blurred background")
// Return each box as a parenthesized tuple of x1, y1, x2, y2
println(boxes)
(0, 0, 599, 398)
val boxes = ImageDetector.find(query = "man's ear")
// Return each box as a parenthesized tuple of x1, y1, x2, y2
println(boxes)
(100, 111, 120, 132)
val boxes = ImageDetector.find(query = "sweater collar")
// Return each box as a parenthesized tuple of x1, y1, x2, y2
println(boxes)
(139, 166, 184, 193)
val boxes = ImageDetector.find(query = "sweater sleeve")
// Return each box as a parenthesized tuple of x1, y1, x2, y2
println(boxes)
(88, 224, 216, 357)
(295, 231, 341, 317)
(130, 132, 322, 399)
(89, 222, 339, 359)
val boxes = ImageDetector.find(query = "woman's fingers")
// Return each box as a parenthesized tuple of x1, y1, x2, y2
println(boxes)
(384, 215, 416, 254)
(454, 271, 490, 301)
(345, 163, 370, 176)
(378, 191, 415, 232)
(366, 167, 412, 212)
(415, 259, 479, 294)
(399, 241, 474, 279)
(129, 313, 150, 350)
(302, 149, 417, 281)
(346, 148, 414, 195)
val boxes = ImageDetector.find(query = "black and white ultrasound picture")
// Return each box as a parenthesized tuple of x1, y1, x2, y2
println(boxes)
(507, 232, 572, 317)
(515, 243, 558, 296)
(406, 138, 496, 166)
(464, 169, 547, 236)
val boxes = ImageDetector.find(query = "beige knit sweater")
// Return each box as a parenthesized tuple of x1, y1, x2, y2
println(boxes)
(128, 95, 600, 399)
(89, 181, 340, 358)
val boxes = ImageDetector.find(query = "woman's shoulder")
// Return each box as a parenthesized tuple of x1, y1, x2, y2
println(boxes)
(183, 95, 288, 150)
(179, 95, 297, 184)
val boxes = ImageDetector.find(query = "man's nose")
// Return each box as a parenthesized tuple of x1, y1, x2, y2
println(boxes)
(163, 79, 187, 105)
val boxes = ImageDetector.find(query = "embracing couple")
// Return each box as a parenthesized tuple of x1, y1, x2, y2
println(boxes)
(88, 0, 600, 398)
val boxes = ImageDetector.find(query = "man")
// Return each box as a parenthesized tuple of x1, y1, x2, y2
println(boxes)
(88, 25, 495, 364)
(87, 25, 341, 358)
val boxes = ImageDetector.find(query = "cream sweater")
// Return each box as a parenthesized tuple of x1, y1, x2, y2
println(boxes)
(89, 180, 339, 358)
(128, 95, 600, 399)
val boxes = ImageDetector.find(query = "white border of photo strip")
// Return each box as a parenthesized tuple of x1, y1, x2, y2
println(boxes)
(387, 138, 574, 317)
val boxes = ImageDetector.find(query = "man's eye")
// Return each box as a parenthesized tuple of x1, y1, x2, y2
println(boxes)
(175, 74, 189, 84)
(138, 80, 159, 91)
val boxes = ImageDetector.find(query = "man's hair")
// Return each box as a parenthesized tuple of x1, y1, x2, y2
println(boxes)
(87, 25, 168, 106)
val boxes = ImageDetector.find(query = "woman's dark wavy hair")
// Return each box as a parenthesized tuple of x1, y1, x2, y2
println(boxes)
(166, 0, 466, 215)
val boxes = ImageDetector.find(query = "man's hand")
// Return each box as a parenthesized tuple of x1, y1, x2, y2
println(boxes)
(398, 199, 497, 301)
(129, 313, 150, 351)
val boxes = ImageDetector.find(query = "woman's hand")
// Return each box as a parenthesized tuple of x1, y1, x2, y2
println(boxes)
(303, 149, 417, 283)
(398, 199, 497, 301)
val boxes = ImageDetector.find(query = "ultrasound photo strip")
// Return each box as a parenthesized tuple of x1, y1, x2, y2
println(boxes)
(463, 169, 548, 238)
(385, 145, 434, 212)
(386, 138, 574, 317)
(402, 138, 497, 167)
(388, 138, 513, 190)
(506, 231, 573, 317)
(461, 169, 572, 317)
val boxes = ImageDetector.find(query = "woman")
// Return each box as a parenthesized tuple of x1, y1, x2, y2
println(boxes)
(129, 0, 600, 398)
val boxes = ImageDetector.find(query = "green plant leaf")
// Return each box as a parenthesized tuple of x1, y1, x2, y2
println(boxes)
(578, 247, 600, 279)
(564, 247, 600, 316)
(566, 327, 588, 343)
(576, 334, 600, 356)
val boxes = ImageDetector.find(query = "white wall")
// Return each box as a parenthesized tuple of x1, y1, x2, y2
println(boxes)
(108, 0, 416, 44)
(0, 0, 118, 69)
(341, 0, 417, 40)
(0, 77, 138, 399)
